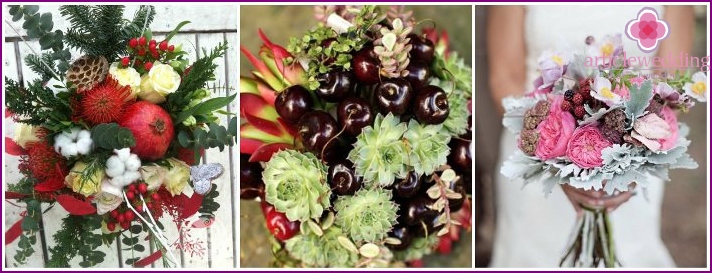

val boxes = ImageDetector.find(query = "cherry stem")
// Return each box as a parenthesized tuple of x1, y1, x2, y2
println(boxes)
(415, 18, 437, 32)
(320, 111, 354, 163)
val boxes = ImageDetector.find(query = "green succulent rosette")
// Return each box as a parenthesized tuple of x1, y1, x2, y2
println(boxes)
(284, 225, 359, 268)
(334, 188, 399, 243)
(403, 120, 452, 176)
(431, 78, 471, 137)
(392, 235, 440, 261)
(347, 113, 409, 188)
(263, 150, 330, 222)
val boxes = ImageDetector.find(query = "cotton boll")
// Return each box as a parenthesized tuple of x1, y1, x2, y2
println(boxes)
(105, 156, 125, 178)
(62, 145, 78, 157)
(54, 135, 72, 153)
(115, 148, 131, 162)
(68, 128, 81, 139)
(77, 130, 91, 140)
(123, 171, 141, 183)
(76, 138, 93, 155)
(124, 155, 141, 171)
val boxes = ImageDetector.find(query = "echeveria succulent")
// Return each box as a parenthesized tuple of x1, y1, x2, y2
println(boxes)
(334, 188, 399, 243)
(404, 119, 452, 176)
(284, 225, 359, 268)
(263, 150, 330, 222)
(347, 113, 409, 188)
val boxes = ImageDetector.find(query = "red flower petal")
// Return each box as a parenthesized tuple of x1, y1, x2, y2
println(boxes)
(33, 177, 66, 192)
(258, 29, 293, 76)
(5, 191, 28, 200)
(5, 216, 23, 245)
(5, 137, 27, 156)
(243, 110, 284, 138)
(5, 109, 12, 118)
(276, 117, 298, 137)
(437, 237, 452, 255)
(249, 143, 291, 162)
(240, 138, 264, 154)
(170, 193, 204, 219)
(240, 93, 278, 121)
(56, 194, 97, 215)
(133, 250, 163, 267)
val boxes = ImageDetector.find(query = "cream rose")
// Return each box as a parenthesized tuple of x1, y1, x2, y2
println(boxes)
(163, 158, 191, 196)
(94, 187, 123, 215)
(139, 63, 181, 104)
(140, 164, 168, 191)
(109, 62, 141, 98)
(65, 161, 104, 197)
(13, 123, 41, 149)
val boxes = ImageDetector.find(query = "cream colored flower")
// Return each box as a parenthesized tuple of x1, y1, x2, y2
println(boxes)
(139, 63, 181, 103)
(109, 62, 141, 98)
(13, 123, 40, 149)
(94, 185, 123, 215)
(163, 158, 190, 196)
(684, 72, 708, 102)
(65, 161, 104, 197)
(140, 164, 167, 191)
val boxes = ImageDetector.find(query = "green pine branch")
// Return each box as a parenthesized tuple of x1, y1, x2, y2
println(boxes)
(166, 42, 229, 113)
(25, 52, 59, 82)
(4, 77, 71, 126)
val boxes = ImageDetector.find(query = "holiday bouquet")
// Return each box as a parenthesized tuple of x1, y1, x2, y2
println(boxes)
(240, 5, 472, 267)
(500, 34, 706, 267)
(4, 5, 236, 267)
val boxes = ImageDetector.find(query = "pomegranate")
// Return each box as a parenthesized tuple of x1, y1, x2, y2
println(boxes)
(118, 101, 174, 160)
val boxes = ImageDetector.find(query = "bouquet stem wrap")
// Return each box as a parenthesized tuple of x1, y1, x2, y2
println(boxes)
(560, 206, 619, 268)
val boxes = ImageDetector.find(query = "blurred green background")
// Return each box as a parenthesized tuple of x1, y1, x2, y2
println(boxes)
(239, 5, 472, 268)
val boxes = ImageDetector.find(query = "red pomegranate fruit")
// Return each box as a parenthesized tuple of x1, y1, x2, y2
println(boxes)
(118, 101, 174, 160)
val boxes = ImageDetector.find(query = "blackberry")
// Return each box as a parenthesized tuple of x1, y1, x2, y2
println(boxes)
(572, 93, 584, 105)
(560, 100, 573, 112)
(564, 90, 575, 101)
(574, 105, 586, 119)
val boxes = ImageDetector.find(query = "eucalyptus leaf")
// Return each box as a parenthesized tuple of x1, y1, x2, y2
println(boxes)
(39, 13, 53, 31)
(23, 5, 39, 15)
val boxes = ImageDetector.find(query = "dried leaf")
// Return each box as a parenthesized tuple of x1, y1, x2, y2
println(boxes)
(384, 237, 401, 245)
(307, 220, 323, 237)
(321, 211, 335, 230)
(436, 227, 450, 237)
(359, 243, 380, 258)
(338, 236, 359, 253)
(426, 184, 441, 199)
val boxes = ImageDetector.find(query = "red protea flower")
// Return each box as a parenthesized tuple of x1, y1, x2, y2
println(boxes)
(24, 141, 67, 182)
(80, 76, 131, 124)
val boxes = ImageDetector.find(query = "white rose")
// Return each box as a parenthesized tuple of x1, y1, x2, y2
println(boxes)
(94, 187, 123, 215)
(13, 123, 41, 149)
(139, 63, 181, 104)
(109, 62, 141, 99)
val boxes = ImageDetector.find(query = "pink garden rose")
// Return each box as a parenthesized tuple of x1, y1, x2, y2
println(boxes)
(566, 125, 612, 168)
(535, 96, 576, 160)
(658, 106, 679, 151)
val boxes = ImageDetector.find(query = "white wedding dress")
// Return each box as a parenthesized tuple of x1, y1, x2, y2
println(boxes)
(491, 5, 676, 268)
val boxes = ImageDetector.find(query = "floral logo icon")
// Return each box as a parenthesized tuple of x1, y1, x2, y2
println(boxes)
(625, 7, 669, 52)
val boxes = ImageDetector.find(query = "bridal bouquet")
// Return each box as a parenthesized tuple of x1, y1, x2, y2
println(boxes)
(240, 5, 472, 267)
(501, 34, 705, 267)
(4, 5, 236, 267)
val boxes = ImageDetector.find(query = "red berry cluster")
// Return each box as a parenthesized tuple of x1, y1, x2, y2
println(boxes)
(561, 80, 594, 119)
(119, 36, 177, 73)
(105, 182, 161, 231)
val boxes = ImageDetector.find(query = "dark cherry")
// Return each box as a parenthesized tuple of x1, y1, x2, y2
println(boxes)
(352, 47, 380, 84)
(328, 160, 361, 195)
(274, 85, 313, 124)
(447, 138, 472, 175)
(261, 201, 299, 241)
(411, 217, 437, 237)
(375, 78, 414, 115)
(400, 195, 439, 227)
(393, 171, 422, 199)
(385, 225, 412, 251)
(448, 178, 467, 212)
(408, 33, 435, 64)
(240, 154, 264, 200)
(298, 111, 339, 156)
(404, 60, 431, 90)
(337, 97, 373, 136)
(413, 85, 449, 124)
(315, 70, 354, 102)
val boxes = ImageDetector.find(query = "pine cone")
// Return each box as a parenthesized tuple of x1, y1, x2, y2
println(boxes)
(373, 18, 413, 78)
(66, 55, 109, 93)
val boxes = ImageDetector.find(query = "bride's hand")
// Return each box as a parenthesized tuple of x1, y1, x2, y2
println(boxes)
(561, 184, 635, 217)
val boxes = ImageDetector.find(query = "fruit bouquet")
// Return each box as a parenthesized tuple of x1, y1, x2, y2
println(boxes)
(240, 5, 472, 268)
(4, 5, 236, 267)
(500, 34, 705, 267)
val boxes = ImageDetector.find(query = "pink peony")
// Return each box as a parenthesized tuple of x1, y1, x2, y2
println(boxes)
(658, 106, 679, 151)
(535, 96, 576, 160)
(566, 125, 612, 168)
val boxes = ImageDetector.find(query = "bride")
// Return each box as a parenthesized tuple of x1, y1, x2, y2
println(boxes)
(486, 5, 695, 267)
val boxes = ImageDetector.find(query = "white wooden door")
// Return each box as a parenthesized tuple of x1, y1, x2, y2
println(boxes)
(3, 5, 238, 268)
